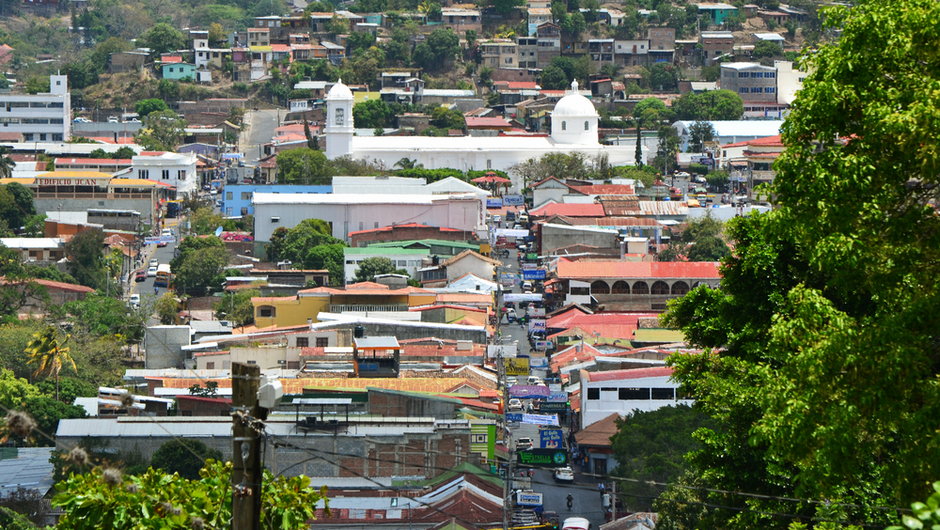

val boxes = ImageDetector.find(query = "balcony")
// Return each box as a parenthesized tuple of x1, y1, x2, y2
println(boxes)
(329, 304, 409, 313)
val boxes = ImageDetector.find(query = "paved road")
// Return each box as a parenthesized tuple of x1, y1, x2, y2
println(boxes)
(241, 109, 281, 163)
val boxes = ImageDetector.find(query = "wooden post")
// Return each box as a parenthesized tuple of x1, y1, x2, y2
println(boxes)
(232, 362, 262, 530)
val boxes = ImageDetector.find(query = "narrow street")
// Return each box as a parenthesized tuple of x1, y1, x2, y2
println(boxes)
(240, 108, 280, 164)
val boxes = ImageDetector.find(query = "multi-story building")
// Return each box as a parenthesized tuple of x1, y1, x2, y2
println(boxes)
(441, 8, 482, 34)
(535, 23, 562, 68)
(130, 151, 199, 196)
(587, 39, 614, 65)
(517, 36, 539, 69)
(613, 39, 649, 67)
(700, 31, 734, 64)
(0, 75, 70, 142)
(526, 7, 551, 35)
(479, 39, 517, 69)
(719, 62, 778, 102)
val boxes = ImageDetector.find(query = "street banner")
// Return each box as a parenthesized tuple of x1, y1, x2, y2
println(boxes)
(517, 448, 568, 468)
(509, 385, 550, 398)
(528, 356, 548, 369)
(520, 413, 559, 426)
(528, 319, 546, 332)
(522, 269, 547, 280)
(494, 229, 529, 238)
(539, 428, 563, 449)
(547, 392, 568, 402)
(503, 293, 543, 302)
(533, 340, 551, 351)
(527, 306, 546, 317)
(486, 198, 503, 208)
(504, 195, 525, 206)
(503, 357, 529, 376)
(515, 491, 543, 506)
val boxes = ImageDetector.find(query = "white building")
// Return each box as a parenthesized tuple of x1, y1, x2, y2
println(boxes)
(672, 120, 784, 151)
(323, 79, 644, 173)
(343, 246, 430, 283)
(129, 151, 198, 196)
(330, 176, 490, 199)
(580, 366, 693, 429)
(252, 192, 485, 242)
(0, 75, 70, 142)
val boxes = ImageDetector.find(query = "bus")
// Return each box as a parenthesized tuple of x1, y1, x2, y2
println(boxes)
(154, 264, 173, 288)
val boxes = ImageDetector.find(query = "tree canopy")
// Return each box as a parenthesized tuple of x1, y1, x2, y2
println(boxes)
(353, 257, 405, 283)
(275, 148, 332, 184)
(672, 90, 744, 121)
(135, 110, 187, 152)
(170, 236, 229, 296)
(353, 99, 395, 129)
(658, 1, 940, 527)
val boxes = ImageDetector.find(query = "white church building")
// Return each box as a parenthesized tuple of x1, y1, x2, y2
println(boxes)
(324, 79, 644, 171)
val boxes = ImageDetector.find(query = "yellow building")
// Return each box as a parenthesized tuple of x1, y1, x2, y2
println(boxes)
(252, 281, 438, 328)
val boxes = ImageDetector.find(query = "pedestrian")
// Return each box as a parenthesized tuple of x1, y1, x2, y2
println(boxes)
(154, 286, 159, 295)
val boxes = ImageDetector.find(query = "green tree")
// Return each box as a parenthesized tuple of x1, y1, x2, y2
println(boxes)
(0, 506, 37, 530)
(353, 99, 395, 129)
(188, 206, 226, 236)
(413, 28, 459, 73)
(649, 63, 678, 91)
(154, 292, 179, 325)
(353, 257, 405, 283)
(492, 0, 522, 15)
(429, 107, 465, 131)
(752, 40, 783, 59)
(508, 152, 591, 187)
(140, 23, 186, 56)
(171, 237, 228, 296)
(305, 243, 345, 286)
(59, 293, 145, 343)
(214, 288, 260, 329)
(24, 326, 76, 401)
(0, 369, 41, 410)
(0, 148, 15, 179)
(653, 126, 679, 174)
(53, 460, 323, 529)
(687, 120, 715, 152)
(64, 228, 108, 290)
(275, 148, 333, 184)
(134, 98, 168, 117)
(539, 65, 569, 90)
(0, 182, 35, 231)
(266, 219, 338, 263)
(659, 1, 940, 526)
(135, 110, 187, 151)
(21, 396, 85, 446)
(672, 90, 744, 121)
(150, 439, 223, 480)
(610, 405, 714, 512)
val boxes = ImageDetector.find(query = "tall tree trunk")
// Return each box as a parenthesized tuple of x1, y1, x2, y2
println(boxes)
(635, 122, 643, 167)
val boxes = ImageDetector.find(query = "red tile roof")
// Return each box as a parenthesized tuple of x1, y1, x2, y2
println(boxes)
(464, 116, 512, 128)
(586, 366, 673, 381)
(547, 311, 659, 330)
(529, 203, 606, 217)
(570, 184, 635, 195)
(722, 134, 782, 148)
(554, 259, 721, 279)
(347, 222, 464, 236)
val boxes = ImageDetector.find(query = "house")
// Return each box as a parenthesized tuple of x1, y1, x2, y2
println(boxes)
(697, 2, 738, 25)
(553, 259, 721, 311)
(441, 8, 482, 34)
(219, 184, 332, 217)
(613, 39, 649, 67)
(716, 134, 785, 191)
(0, 237, 66, 264)
(251, 282, 438, 328)
(161, 62, 196, 80)
(54, 157, 133, 173)
(0, 277, 94, 313)
(419, 250, 501, 288)
(343, 246, 430, 283)
(479, 39, 517, 69)
(0, 446, 56, 525)
(131, 151, 199, 196)
(109, 51, 149, 73)
(0, 74, 70, 142)
(580, 366, 693, 430)
(700, 31, 734, 64)
(573, 413, 621, 475)
(349, 223, 477, 247)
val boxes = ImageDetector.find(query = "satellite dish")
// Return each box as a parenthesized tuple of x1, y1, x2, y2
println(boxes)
(214, 226, 223, 237)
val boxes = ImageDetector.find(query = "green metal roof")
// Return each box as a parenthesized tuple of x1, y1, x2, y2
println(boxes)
(344, 247, 430, 255)
(368, 239, 479, 250)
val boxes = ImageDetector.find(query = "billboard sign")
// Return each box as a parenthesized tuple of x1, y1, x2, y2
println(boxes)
(539, 428, 563, 449)
(539, 402, 568, 413)
(503, 293, 543, 302)
(504, 194, 525, 206)
(533, 340, 551, 351)
(528, 356, 548, 369)
(509, 385, 550, 399)
(503, 357, 529, 376)
(517, 449, 568, 468)
(528, 319, 546, 332)
(522, 269, 547, 280)
(547, 392, 568, 403)
(486, 198, 503, 208)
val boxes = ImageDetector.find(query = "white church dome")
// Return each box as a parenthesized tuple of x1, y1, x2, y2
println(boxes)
(327, 79, 353, 100)
(552, 80, 598, 118)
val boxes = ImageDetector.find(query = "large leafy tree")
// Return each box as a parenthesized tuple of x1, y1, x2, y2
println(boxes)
(412, 28, 459, 73)
(135, 110, 187, 152)
(275, 148, 332, 184)
(353, 257, 405, 283)
(53, 460, 323, 529)
(353, 99, 395, 129)
(24, 326, 76, 401)
(672, 90, 744, 121)
(170, 236, 229, 296)
(214, 288, 260, 329)
(659, 1, 940, 527)
(0, 182, 35, 232)
(64, 228, 108, 290)
(139, 23, 186, 56)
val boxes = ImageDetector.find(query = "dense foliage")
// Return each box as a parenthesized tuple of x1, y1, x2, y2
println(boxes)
(170, 236, 229, 296)
(659, 1, 940, 527)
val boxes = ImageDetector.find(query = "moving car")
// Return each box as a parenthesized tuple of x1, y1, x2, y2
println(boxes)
(553, 466, 575, 483)
(515, 437, 533, 451)
(562, 517, 590, 530)
(149, 258, 158, 267)
(508, 398, 523, 411)
(134, 270, 146, 282)
(147, 265, 158, 277)
(128, 294, 140, 308)
(522, 280, 534, 293)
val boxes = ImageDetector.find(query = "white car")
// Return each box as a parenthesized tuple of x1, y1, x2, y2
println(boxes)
(128, 294, 140, 307)
(515, 437, 533, 451)
(107, 116, 119, 123)
(147, 265, 158, 277)
(149, 258, 158, 267)
(553, 467, 575, 483)
(507, 398, 523, 411)
(521, 280, 534, 293)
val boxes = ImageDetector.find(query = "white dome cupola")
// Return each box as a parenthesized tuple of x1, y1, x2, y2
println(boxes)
(550, 80, 600, 145)
(325, 78, 354, 159)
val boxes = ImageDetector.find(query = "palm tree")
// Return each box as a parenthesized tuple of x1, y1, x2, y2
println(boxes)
(394, 157, 423, 170)
(25, 326, 76, 400)
(0, 147, 14, 179)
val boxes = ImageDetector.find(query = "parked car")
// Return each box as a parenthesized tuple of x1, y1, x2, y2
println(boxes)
(521, 280, 534, 293)
(134, 270, 147, 282)
(128, 294, 140, 307)
(527, 376, 543, 386)
(107, 116, 119, 123)
(553, 467, 575, 483)
(562, 517, 591, 530)
(149, 258, 158, 267)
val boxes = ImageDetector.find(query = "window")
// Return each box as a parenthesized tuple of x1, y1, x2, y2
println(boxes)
(739, 87, 749, 93)
(258, 306, 275, 317)
(52, 134, 63, 141)
(315, 337, 329, 347)
(138, 169, 149, 179)
(561, 121, 567, 131)
(162, 169, 170, 180)
(651, 388, 675, 400)
(226, 192, 233, 200)
(619, 388, 649, 400)
(271, 216, 280, 223)
(178, 170, 186, 180)
(206, 362, 215, 369)
(241, 192, 251, 200)
(587, 388, 600, 400)
(471, 434, 487, 443)
(584, 121, 589, 130)
(335, 107, 344, 126)
(765, 87, 776, 93)
(296, 337, 309, 347)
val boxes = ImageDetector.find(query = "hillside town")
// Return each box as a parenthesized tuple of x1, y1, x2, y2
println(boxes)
(0, 0, 937, 529)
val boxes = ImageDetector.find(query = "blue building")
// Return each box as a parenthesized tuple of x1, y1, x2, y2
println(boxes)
(221, 184, 332, 217)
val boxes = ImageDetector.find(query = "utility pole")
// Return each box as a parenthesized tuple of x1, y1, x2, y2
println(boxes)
(232, 362, 263, 530)
(610, 480, 616, 522)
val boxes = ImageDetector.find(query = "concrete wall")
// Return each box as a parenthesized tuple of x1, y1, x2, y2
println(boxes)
(143, 325, 191, 369)
(35, 197, 157, 226)
(367, 388, 458, 419)
(541, 224, 619, 253)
